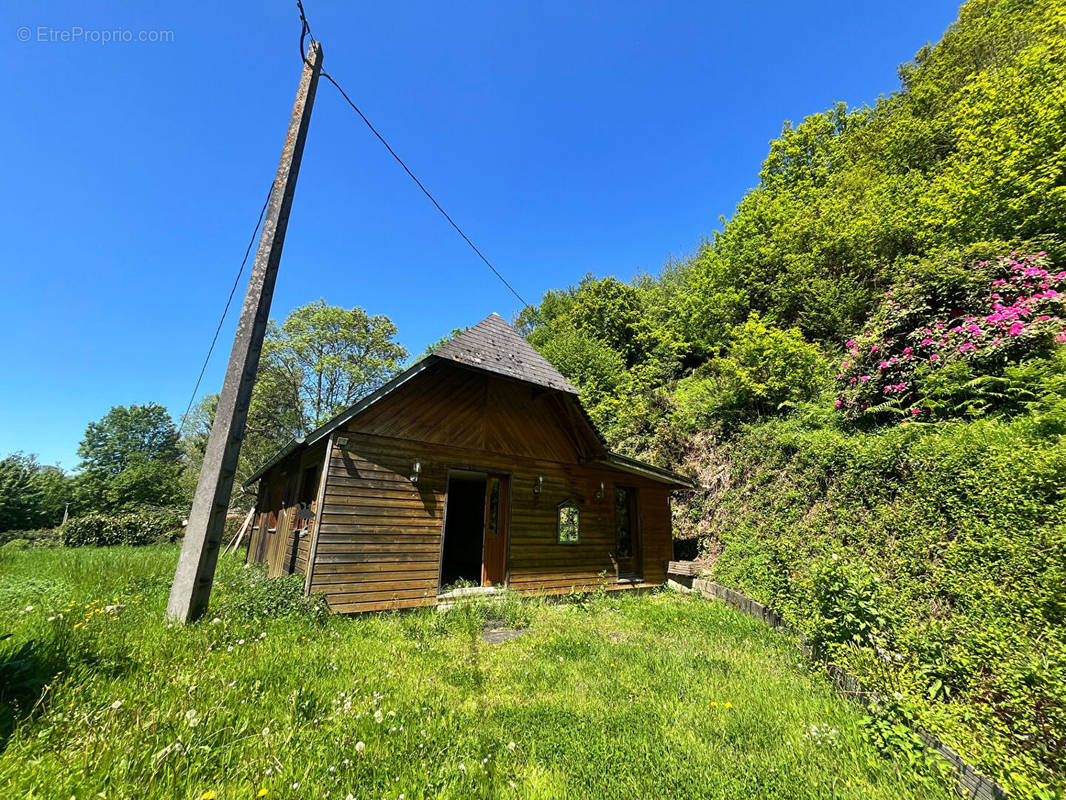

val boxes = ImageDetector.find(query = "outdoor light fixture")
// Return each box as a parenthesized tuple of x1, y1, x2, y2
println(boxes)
(595, 480, 605, 500)
(533, 475, 543, 496)
(336, 436, 348, 448)
(409, 461, 421, 484)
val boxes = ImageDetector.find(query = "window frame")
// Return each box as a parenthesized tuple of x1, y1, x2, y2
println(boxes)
(556, 499, 581, 545)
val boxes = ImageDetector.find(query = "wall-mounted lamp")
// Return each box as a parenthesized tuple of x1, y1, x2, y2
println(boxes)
(533, 475, 543, 496)
(409, 461, 422, 484)
(595, 480, 606, 501)
(336, 436, 348, 448)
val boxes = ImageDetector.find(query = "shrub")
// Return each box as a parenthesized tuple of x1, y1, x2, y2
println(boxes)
(673, 314, 824, 429)
(834, 248, 1066, 422)
(60, 509, 184, 548)
(0, 527, 61, 548)
(808, 554, 890, 659)
(220, 563, 328, 624)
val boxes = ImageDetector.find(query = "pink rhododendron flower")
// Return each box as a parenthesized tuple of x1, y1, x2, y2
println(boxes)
(860, 375, 870, 382)
(845, 340, 855, 348)
(902, 347, 913, 355)
(834, 399, 843, 408)
(910, 408, 921, 416)
(930, 354, 940, 361)
(920, 338, 934, 346)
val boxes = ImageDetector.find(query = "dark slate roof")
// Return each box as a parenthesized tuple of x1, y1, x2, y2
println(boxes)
(434, 313, 579, 394)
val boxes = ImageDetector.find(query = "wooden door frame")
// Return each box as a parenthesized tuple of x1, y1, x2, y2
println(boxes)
(437, 467, 513, 591)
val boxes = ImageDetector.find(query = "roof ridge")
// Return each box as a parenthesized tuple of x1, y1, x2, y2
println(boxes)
(434, 314, 579, 394)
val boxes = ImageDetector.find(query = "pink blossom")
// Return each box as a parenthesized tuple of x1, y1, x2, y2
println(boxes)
(902, 347, 913, 356)
(834, 399, 843, 408)
(910, 408, 922, 416)
(842, 362, 850, 369)
(870, 345, 879, 353)
(845, 340, 856, 348)
(992, 280, 1007, 287)
(837, 373, 845, 380)
(920, 338, 934, 346)
(860, 375, 870, 382)
(929, 354, 940, 362)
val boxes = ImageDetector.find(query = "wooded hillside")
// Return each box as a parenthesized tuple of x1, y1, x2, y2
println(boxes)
(521, 1, 1066, 795)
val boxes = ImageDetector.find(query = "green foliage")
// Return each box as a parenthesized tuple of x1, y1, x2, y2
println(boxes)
(808, 555, 889, 659)
(222, 563, 328, 624)
(258, 300, 408, 432)
(194, 301, 409, 491)
(60, 509, 183, 548)
(0, 454, 70, 533)
(673, 315, 824, 429)
(833, 246, 1066, 422)
(74, 403, 183, 514)
(697, 411, 1066, 797)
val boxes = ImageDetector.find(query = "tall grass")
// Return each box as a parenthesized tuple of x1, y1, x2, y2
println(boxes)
(0, 545, 953, 799)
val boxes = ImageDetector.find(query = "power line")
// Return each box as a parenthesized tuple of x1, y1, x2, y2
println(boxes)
(295, 1, 536, 314)
(176, 187, 271, 436)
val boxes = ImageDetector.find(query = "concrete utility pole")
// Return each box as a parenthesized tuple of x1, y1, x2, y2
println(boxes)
(168, 41, 323, 623)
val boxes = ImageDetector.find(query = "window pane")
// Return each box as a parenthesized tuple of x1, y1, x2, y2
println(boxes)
(558, 504, 580, 544)
(615, 487, 633, 557)
(487, 477, 500, 536)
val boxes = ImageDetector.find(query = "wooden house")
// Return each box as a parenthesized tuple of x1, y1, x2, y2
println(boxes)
(243, 313, 694, 613)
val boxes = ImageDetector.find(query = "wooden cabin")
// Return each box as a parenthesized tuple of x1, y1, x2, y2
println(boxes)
(243, 313, 694, 613)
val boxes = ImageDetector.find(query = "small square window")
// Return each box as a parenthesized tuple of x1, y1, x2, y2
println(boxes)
(557, 501, 580, 544)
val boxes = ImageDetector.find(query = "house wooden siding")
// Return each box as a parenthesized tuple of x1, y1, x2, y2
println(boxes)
(247, 441, 327, 578)
(245, 313, 691, 614)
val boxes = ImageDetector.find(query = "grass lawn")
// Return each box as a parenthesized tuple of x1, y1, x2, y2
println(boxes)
(0, 545, 954, 800)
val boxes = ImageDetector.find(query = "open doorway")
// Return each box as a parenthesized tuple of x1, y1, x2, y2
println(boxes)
(440, 472, 487, 587)
(440, 470, 510, 589)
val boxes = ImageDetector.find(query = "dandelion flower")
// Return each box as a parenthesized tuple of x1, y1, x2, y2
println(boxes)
(199, 792, 216, 800)
(257, 790, 269, 798)
(110, 700, 123, 710)
(355, 741, 366, 754)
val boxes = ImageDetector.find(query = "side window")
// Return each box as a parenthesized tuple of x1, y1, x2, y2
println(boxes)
(557, 501, 580, 544)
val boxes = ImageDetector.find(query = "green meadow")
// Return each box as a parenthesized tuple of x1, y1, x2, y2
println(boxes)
(0, 545, 954, 799)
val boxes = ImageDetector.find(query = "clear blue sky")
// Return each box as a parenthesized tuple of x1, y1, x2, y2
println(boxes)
(1, 0, 961, 469)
